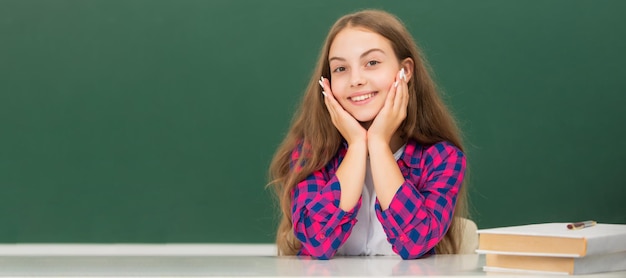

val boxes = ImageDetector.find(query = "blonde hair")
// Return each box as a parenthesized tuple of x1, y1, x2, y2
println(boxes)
(268, 9, 469, 256)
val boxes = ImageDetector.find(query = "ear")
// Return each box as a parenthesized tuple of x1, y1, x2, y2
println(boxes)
(400, 58, 414, 82)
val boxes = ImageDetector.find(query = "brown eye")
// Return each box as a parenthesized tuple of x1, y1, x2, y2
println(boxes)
(367, 60, 379, 66)
(333, 66, 346, 73)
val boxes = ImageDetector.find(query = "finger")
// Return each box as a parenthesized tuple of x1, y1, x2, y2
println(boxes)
(319, 76, 331, 100)
(324, 92, 337, 118)
(394, 81, 404, 112)
(325, 100, 341, 129)
(324, 90, 342, 113)
(324, 90, 350, 129)
(396, 82, 409, 122)
(394, 80, 406, 112)
(393, 69, 408, 111)
(319, 77, 361, 131)
(384, 76, 399, 110)
(319, 76, 332, 95)
(322, 88, 338, 120)
(325, 88, 352, 121)
(401, 81, 409, 107)
(320, 77, 340, 107)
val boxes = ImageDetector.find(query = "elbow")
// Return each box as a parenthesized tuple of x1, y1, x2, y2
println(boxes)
(310, 253, 334, 260)
(395, 222, 447, 259)
(393, 234, 435, 260)
(298, 237, 339, 260)
(397, 248, 430, 260)
(301, 244, 337, 260)
(396, 245, 429, 260)
(294, 230, 338, 260)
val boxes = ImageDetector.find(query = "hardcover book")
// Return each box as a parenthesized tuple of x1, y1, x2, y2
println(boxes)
(476, 223, 626, 257)
(483, 251, 626, 275)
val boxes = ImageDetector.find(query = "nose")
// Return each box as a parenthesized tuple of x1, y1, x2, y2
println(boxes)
(350, 69, 366, 87)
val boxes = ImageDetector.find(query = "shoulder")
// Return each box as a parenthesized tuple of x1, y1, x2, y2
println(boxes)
(402, 140, 465, 167)
(424, 141, 464, 160)
(289, 140, 347, 171)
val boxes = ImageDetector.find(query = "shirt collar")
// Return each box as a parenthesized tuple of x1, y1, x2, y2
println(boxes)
(399, 139, 421, 168)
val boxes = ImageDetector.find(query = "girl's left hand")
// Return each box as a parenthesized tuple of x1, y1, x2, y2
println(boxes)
(367, 69, 409, 144)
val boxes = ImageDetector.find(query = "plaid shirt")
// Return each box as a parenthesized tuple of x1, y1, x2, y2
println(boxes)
(291, 139, 466, 260)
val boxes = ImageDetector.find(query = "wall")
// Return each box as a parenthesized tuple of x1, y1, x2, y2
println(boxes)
(1, 0, 624, 243)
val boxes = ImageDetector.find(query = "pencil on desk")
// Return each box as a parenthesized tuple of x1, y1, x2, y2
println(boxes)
(567, 220, 597, 230)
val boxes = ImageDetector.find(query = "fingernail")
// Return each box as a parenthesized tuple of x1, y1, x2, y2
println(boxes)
(318, 80, 324, 88)
(394, 80, 398, 87)
(400, 68, 405, 80)
(321, 91, 327, 97)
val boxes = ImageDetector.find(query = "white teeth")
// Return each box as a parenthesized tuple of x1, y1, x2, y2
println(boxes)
(351, 93, 375, 102)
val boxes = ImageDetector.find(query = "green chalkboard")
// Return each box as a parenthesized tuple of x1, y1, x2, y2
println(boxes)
(1, 0, 625, 243)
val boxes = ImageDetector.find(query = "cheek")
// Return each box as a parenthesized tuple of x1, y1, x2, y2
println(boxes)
(370, 78, 393, 93)
(330, 78, 346, 96)
(365, 70, 397, 91)
(380, 72, 398, 88)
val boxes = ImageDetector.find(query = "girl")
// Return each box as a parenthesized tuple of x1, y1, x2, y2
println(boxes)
(268, 9, 468, 260)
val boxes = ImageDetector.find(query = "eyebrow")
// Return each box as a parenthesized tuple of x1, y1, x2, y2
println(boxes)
(329, 48, 386, 63)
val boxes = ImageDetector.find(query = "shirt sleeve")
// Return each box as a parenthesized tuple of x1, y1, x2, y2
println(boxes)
(291, 146, 361, 260)
(375, 142, 466, 259)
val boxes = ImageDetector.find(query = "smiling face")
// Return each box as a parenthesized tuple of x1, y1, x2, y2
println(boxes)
(328, 27, 402, 124)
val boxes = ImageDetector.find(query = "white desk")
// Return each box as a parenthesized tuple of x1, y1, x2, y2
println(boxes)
(0, 244, 624, 277)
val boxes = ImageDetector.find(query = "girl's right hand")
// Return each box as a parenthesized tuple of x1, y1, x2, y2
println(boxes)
(319, 76, 367, 146)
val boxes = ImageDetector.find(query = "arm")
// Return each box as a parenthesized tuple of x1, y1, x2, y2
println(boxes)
(291, 144, 365, 259)
(375, 142, 466, 259)
(367, 68, 409, 210)
(319, 76, 368, 211)
(335, 141, 367, 210)
(368, 137, 404, 210)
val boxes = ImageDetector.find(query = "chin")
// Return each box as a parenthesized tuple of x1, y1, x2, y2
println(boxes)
(353, 114, 377, 123)
(350, 108, 381, 123)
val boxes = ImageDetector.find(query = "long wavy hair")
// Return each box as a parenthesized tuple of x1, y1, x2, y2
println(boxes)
(268, 9, 469, 256)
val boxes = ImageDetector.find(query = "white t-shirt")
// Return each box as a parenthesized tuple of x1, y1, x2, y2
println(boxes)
(336, 144, 406, 256)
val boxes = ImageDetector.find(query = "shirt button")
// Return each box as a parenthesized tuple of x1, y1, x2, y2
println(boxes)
(319, 234, 326, 240)
(399, 236, 407, 242)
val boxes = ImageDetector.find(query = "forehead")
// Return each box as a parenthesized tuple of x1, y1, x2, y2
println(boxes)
(329, 27, 394, 59)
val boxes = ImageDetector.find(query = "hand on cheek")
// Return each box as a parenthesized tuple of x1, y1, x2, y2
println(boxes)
(319, 77, 367, 146)
(367, 68, 409, 145)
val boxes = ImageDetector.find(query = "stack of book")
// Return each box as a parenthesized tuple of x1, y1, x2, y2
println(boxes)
(476, 222, 626, 275)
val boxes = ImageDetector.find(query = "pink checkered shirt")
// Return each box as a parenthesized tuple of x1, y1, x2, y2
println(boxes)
(290, 139, 466, 259)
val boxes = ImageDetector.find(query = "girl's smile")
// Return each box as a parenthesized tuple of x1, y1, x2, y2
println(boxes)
(348, 91, 378, 104)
